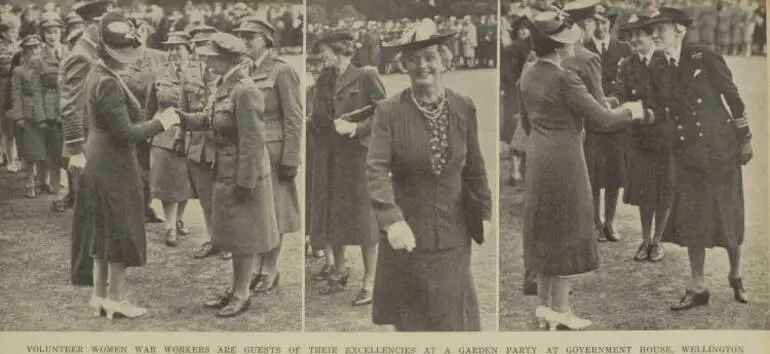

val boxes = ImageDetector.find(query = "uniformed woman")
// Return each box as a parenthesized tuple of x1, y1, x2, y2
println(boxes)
(307, 30, 386, 306)
(145, 31, 194, 247)
(37, 16, 65, 209)
(177, 33, 280, 318)
(234, 16, 303, 294)
(10, 35, 46, 198)
(366, 19, 492, 331)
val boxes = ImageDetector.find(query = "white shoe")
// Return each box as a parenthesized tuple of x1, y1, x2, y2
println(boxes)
(102, 298, 147, 319)
(88, 295, 105, 317)
(545, 310, 592, 331)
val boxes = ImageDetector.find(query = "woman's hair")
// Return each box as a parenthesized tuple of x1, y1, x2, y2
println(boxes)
(400, 43, 454, 71)
(530, 31, 565, 57)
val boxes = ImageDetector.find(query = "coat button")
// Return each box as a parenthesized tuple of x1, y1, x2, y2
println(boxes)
(697, 98, 703, 103)
(696, 122, 701, 126)
(699, 132, 703, 137)
(680, 136, 685, 141)
(692, 112, 697, 116)
(677, 125, 683, 130)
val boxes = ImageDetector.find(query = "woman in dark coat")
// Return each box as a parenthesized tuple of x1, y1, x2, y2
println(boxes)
(178, 32, 280, 318)
(145, 31, 194, 247)
(518, 11, 648, 330)
(307, 30, 386, 306)
(366, 19, 492, 331)
(10, 35, 46, 198)
(71, 12, 178, 319)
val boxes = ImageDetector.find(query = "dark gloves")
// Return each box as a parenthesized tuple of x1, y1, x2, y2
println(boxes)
(279, 165, 298, 182)
(234, 185, 253, 203)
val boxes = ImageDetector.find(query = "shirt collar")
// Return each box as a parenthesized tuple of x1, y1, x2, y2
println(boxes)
(665, 42, 683, 65)
(594, 37, 609, 51)
(638, 46, 655, 64)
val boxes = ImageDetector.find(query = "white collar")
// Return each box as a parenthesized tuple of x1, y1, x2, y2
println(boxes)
(251, 50, 269, 69)
(665, 42, 683, 65)
(638, 46, 655, 64)
(594, 37, 610, 50)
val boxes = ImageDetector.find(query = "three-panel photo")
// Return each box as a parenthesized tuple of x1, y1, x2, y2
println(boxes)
(0, 0, 766, 334)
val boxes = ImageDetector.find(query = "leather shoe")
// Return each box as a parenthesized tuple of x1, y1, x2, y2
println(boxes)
(670, 289, 710, 311)
(633, 242, 649, 261)
(522, 270, 538, 295)
(729, 277, 749, 303)
(603, 224, 621, 242)
(352, 289, 373, 306)
(596, 224, 608, 242)
(648, 242, 665, 262)
(204, 290, 232, 309)
(252, 273, 280, 293)
(216, 295, 251, 318)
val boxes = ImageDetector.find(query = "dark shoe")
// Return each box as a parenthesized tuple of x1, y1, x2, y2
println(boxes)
(39, 184, 53, 194)
(248, 273, 262, 291)
(164, 229, 178, 247)
(219, 252, 232, 260)
(352, 289, 373, 306)
(319, 271, 349, 295)
(145, 209, 164, 223)
(670, 289, 710, 311)
(729, 277, 749, 303)
(596, 224, 608, 242)
(216, 295, 251, 318)
(603, 224, 621, 242)
(51, 199, 67, 213)
(176, 220, 191, 235)
(522, 270, 538, 296)
(252, 273, 280, 293)
(312, 264, 335, 281)
(204, 290, 232, 309)
(648, 242, 665, 262)
(634, 242, 650, 261)
(193, 241, 218, 259)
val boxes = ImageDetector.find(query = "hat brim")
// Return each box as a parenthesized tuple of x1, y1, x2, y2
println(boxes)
(387, 30, 457, 51)
(546, 24, 583, 44)
(162, 39, 189, 45)
(105, 45, 144, 64)
(195, 46, 219, 56)
(645, 17, 692, 27)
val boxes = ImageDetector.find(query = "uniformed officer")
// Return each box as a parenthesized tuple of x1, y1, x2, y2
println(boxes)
(178, 32, 279, 318)
(37, 15, 66, 210)
(0, 14, 20, 173)
(188, 24, 217, 56)
(233, 16, 303, 294)
(10, 35, 46, 198)
(613, 13, 671, 263)
(647, 7, 752, 311)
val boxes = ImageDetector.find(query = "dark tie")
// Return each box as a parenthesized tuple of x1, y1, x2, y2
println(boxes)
(601, 42, 607, 56)
(641, 56, 647, 66)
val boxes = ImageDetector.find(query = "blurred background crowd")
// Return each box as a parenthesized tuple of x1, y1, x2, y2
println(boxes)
(501, 0, 767, 56)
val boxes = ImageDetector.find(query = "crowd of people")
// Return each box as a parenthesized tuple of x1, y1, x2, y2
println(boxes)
(500, 0, 753, 329)
(0, 0, 303, 320)
(307, 14, 498, 75)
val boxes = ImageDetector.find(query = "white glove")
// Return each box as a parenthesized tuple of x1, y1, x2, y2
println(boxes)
(334, 119, 357, 137)
(620, 101, 644, 121)
(386, 220, 416, 252)
(69, 153, 86, 169)
(156, 107, 180, 131)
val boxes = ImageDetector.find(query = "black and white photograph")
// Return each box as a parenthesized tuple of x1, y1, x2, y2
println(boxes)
(304, 0, 498, 332)
(499, 0, 768, 330)
(0, 0, 305, 331)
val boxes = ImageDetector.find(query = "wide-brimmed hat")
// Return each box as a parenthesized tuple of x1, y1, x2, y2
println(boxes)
(563, 0, 600, 23)
(40, 17, 64, 29)
(162, 31, 190, 46)
(593, 3, 618, 24)
(383, 18, 456, 51)
(189, 24, 217, 43)
(196, 32, 246, 57)
(65, 12, 85, 27)
(645, 7, 693, 27)
(100, 12, 145, 64)
(19, 35, 43, 48)
(72, 0, 116, 21)
(619, 13, 652, 32)
(530, 10, 583, 44)
(233, 16, 275, 42)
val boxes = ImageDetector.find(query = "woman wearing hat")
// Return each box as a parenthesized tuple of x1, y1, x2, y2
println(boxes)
(177, 32, 279, 318)
(366, 19, 491, 331)
(145, 31, 196, 247)
(234, 16, 303, 293)
(307, 29, 386, 306)
(64, 12, 86, 40)
(10, 35, 46, 198)
(71, 12, 179, 319)
(517, 10, 648, 330)
(36, 16, 66, 210)
(614, 14, 671, 262)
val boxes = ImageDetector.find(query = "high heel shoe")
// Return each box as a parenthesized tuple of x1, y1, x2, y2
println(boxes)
(252, 272, 280, 293)
(534, 306, 551, 329)
(88, 296, 106, 317)
(729, 277, 749, 303)
(102, 298, 147, 319)
(544, 310, 592, 331)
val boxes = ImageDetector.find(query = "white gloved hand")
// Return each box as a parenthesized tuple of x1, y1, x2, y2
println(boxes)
(386, 220, 416, 252)
(156, 107, 180, 131)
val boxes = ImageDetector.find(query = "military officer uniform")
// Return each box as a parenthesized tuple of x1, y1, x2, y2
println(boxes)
(0, 26, 18, 170)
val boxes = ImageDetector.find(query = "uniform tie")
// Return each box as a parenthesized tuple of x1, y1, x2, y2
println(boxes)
(641, 56, 647, 66)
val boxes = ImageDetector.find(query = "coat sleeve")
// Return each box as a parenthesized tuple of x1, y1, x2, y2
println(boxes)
(462, 98, 492, 221)
(354, 68, 387, 139)
(704, 50, 745, 119)
(276, 64, 303, 168)
(60, 54, 90, 153)
(563, 71, 632, 130)
(97, 77, 164, 143)
(233, 82, 267, 189)
(145, 81, 159, 121)
(9, 67, 22, 122)
(366, 102, 404, 230)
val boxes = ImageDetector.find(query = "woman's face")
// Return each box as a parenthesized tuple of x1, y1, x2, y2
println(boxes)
(167, 43, 190, 64)
(318, 44, 337, 68)
(25, 45, 41, 58)
(402, 44, 443, 87)
(202, 55, 232, 75)
(43, 27, 61, 44)
(517, 26, 530, 40)
(237, 32, 267, 58)
(628, 28, 654, 54)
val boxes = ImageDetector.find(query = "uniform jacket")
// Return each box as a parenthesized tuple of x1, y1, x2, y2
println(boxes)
(367, 89, 492, 251)
(245, 52, 303, 169)
(9, 61, 45, 123)
(648, 44, 745, 175)
(562, 44, 610, 133)
(35, 43, 62, 122)
(585, 37, 632, 98)
(60, 24, 100, 153)
(0, 38, 17, 118)
(614, 51, 666, 151)
(184, 59, 216, 164)
(145, 61, 193, 153)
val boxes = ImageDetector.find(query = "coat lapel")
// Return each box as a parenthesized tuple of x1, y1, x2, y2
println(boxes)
(335, 64, 359, 95)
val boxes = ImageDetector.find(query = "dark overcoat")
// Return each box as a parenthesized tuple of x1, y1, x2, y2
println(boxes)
(308, 64, 386, 248)
(10, 61, 46, 162)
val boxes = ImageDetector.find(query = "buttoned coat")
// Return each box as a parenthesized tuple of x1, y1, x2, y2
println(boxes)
(0, 38, 17, 141)
(185, 60, 216, 165)
(183, 67, 279, 255)
(308, 64, 386, 247)
(586, 38, 632, 103)
(246, 53, 303, 234)
(36, 43, 62, 123)
(648, 44, 745, 249)
(10, 60, 47, 161)
(60, 24, 99, 156)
